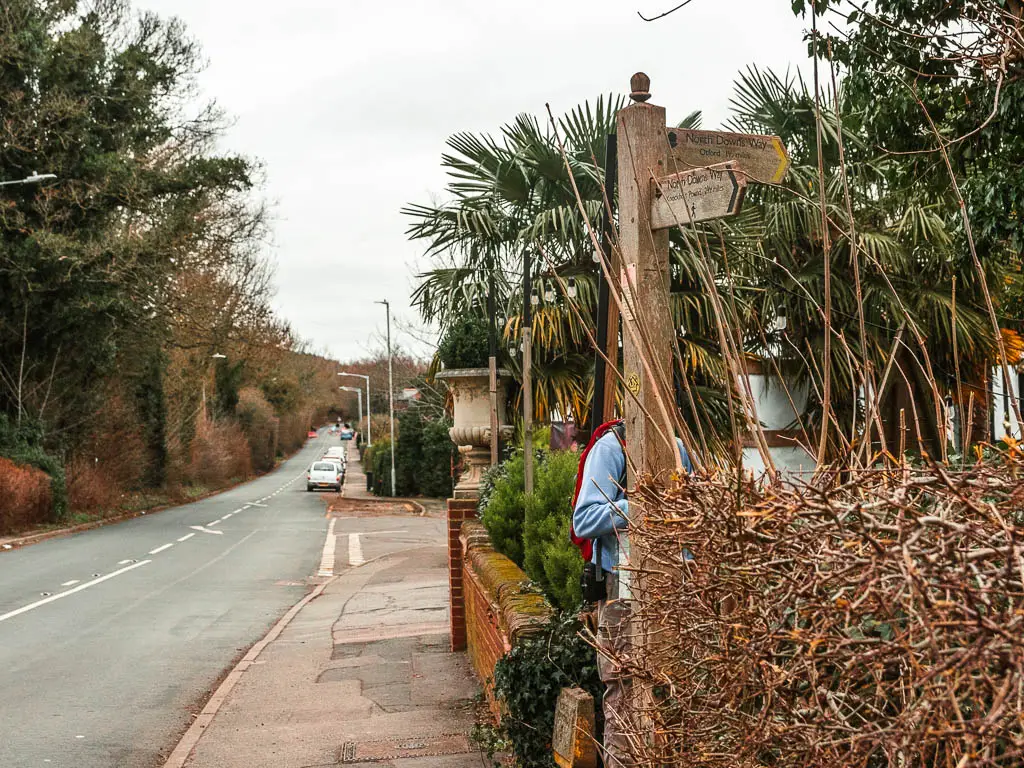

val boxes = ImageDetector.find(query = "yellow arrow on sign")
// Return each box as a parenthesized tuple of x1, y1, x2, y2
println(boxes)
(666, 129, 791, 186)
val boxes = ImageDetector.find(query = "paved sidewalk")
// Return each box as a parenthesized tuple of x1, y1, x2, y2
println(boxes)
(178, 447, 486, 768)
(342, 441, 373, 500)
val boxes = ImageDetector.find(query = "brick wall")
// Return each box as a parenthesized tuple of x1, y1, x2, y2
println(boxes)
(458, 519, 552, 717)
(447, 498, 478, 651)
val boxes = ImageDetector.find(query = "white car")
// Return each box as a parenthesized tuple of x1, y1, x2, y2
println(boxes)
(323, 446, 347, 465)
(320, 457, 345, 480)
(307, 461, 342, 492)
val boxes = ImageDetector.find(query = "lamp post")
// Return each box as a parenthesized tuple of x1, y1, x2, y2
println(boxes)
(339, 386, 363, 442)
(337, 372, 371, 447)
(375, 299, 397, 498)
(0, 172, 57, 188)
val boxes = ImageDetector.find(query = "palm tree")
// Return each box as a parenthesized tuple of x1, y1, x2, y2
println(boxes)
(407, 71, 1000, 458)
(404, 97, 624, 427)
(712, 67, 998, 456)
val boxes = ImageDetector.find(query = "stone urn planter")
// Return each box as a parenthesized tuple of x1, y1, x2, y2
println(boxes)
(435, 368, 514, 499)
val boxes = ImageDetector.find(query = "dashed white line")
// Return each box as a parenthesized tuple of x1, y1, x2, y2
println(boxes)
(348, 532, 364, 566)
(177, 533, 195, 542)
(60, 580, 80, 587)
(220, 514, 232, 521)
(149, 543, 173, 555)
(208, 520, 221, 527)
(0, 560, 152, 624)
(317, 519, 337, 577)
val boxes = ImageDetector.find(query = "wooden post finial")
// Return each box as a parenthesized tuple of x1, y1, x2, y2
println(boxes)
(630, 72, 651, 103)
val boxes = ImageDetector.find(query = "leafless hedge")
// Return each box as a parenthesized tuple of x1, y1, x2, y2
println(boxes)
(611, 453, 1024, 768)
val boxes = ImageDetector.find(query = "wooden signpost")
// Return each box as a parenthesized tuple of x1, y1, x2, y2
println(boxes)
(588, 72, 793, 768)
(667, 127, 791, 185)
(616, 72, 677, 505)
(650, 161, 747, 231)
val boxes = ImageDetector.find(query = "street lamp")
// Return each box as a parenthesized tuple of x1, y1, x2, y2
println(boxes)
(0, 172, 58, 188)
(375, 299, 397, 498)
(337, 372, 371, 447)
(339, 386, 363, 443)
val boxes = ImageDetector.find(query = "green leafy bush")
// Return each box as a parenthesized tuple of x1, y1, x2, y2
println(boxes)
(418, 417, 455, 497)
(395, 409, 425, 495)
(479, 428, 563, 578)
(437, 314, 490, 369)
(376, 409, 454, 498)
(477, 459, 506, 520)
(522, 449, 582, 611)
(492, 611, 603, 768)
(368, 437, 394, 496)
(480, 450, 527, 566)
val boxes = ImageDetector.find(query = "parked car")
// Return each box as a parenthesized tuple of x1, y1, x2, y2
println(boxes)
(339, 427, 354, 441)
(320, 457, 345, 481)
(307, 461, 342, 492)
(323, 446, 347, 464)
(307, 429, 319, 438)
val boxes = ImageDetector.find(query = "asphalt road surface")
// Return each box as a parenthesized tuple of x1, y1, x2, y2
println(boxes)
(0, 432, 338, 768)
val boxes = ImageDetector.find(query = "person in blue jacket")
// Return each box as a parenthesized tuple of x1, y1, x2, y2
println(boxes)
(573, 428, 692, 768)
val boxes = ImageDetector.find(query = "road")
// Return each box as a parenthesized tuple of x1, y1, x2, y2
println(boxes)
(0, 432, 339, 768)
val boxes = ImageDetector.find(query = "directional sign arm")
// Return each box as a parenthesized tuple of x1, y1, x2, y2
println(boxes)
(666, 129, 790, 186)
(650, 162, 747, 230)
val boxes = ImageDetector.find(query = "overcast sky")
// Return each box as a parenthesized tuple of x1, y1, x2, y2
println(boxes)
(138, 0, 810, 362)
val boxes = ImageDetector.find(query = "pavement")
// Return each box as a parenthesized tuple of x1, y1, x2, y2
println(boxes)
(177, 441, 486, 768)
(0, 433, 484, 768)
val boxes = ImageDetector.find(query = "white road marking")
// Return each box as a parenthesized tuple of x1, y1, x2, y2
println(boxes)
(317, 519, 337, 577)
(220, 514, 232, 521)
(246, 502, 267, 508)
(348, 532, 364, 566)
(60, 580, 80, 587)
(149, 543, 173, 555)
(190, 525, 223, 536)
(0, 560, 151, 624)
(177, 533, 195, 542)
(208, 520, 221, 527)
(118, 559, 132, 565)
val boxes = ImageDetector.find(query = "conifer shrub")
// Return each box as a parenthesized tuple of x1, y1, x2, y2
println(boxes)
(522, 448, 583, 611)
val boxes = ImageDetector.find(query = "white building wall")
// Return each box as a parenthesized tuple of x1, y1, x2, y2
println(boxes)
(743, 372, 814, 482)
(992, 367, 1023, 441)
